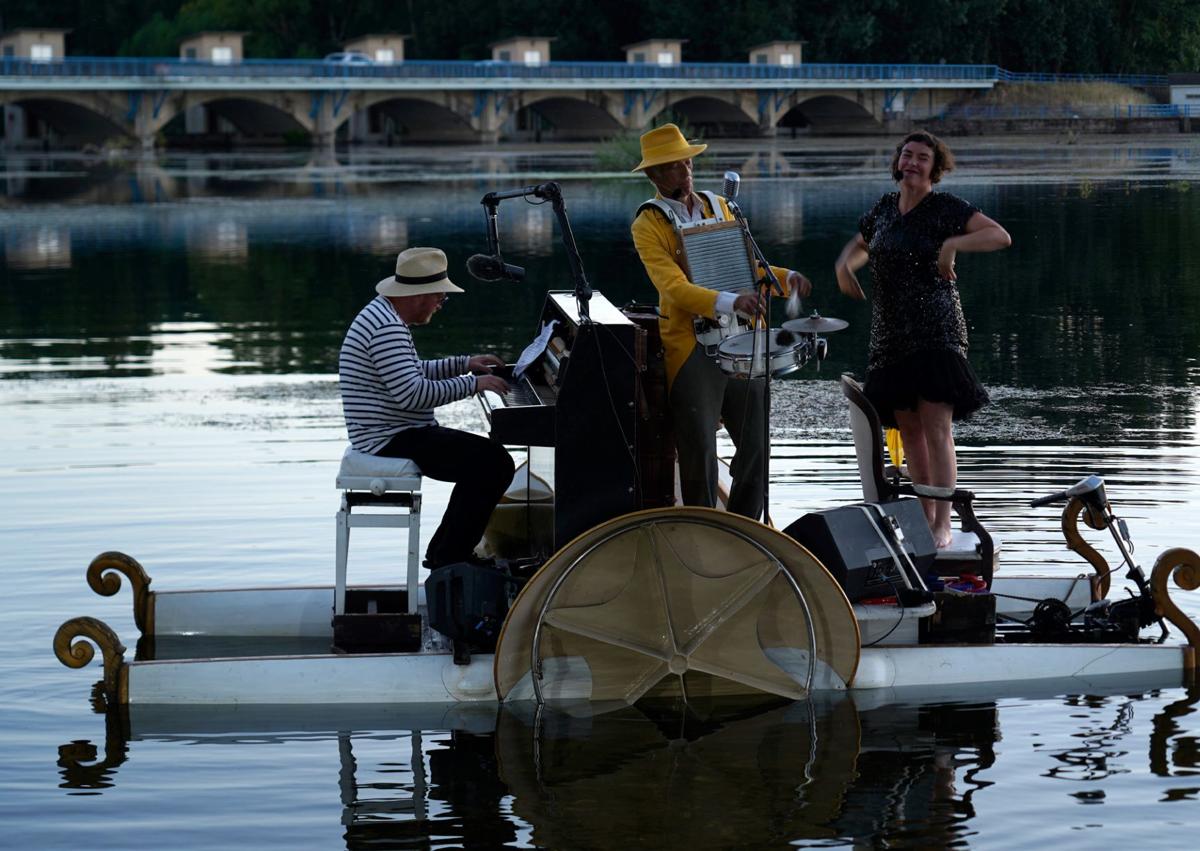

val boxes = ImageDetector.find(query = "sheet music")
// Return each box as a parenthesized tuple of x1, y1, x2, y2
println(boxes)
(514, 319, 558, 380)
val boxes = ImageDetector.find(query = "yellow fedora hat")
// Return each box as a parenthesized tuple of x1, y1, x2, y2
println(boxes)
(631, 123, 707, 172)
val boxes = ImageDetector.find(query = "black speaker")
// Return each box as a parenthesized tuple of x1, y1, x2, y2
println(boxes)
(783, 500, 935, 602)
(426, 562, 524, 651)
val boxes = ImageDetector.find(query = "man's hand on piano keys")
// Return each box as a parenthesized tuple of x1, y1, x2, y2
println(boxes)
(468, 354, 506, 374)
(476, 373, 510, 395)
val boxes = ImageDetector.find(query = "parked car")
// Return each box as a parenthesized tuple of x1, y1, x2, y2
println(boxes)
(323, 52, 373, 65)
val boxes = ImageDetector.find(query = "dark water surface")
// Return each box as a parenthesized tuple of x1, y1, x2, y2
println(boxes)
(2, 138, 1200, 848)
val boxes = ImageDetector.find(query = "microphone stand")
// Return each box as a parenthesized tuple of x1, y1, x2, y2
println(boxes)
(479, 182, 592, 323)
(725, 197, 777, 527)
(533, 182, 592, 323)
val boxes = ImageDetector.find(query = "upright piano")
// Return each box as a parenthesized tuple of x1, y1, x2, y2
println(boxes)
(479, 291, 675, 552)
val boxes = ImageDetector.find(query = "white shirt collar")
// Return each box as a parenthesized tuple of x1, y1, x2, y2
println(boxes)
(658, 193, 706, 224)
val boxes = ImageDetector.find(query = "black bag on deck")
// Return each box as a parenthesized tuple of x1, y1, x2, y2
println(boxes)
(783, 499, 935, 603)
(425, 561, 525, 651)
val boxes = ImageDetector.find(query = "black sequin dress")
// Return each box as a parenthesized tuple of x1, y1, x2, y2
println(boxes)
(858, 190, 990, 428)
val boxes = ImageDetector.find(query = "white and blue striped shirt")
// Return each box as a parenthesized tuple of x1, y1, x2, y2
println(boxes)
(339, 296, 476, 453)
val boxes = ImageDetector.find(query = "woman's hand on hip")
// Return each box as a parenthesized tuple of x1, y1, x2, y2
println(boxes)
(937, 240, 958, 281)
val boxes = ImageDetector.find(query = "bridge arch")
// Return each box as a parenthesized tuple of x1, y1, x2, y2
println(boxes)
(0, 92, 131, 147)
(507, 92, 622, 141)
(778, 94, 880, 134)
(336, 92, 475, 143)
(646, 94, 759, 137)
(155, 93, 311, 145)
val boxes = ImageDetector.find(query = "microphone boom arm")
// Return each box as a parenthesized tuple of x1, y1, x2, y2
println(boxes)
(535, 182, 592, 322)
(481, 195, 501, 258)
(476, 182, 593, 322)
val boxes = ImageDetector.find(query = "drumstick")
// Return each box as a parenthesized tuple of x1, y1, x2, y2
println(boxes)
(785, 286, 803, 319)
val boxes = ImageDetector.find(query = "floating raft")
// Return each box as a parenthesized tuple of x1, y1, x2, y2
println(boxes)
(54, 508, 1200, 706)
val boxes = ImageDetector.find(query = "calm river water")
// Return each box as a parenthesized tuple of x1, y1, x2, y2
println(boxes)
(2, 137, 1199, 848)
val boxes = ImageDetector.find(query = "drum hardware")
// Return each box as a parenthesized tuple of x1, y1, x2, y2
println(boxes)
(716, 328, 810, 380)
(694, 311, 753, 356)
(781, 312, 850, 335)
(775, 327, 829, 364)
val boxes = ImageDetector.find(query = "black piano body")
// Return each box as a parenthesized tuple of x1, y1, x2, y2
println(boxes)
(480, 291, 674, 552)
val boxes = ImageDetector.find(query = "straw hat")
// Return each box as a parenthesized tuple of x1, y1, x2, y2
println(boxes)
(631, 123, 708, 172)
(376, 247, 464, 297)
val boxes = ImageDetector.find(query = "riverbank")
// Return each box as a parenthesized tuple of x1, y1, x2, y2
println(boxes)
(923, 114, 1198, 137)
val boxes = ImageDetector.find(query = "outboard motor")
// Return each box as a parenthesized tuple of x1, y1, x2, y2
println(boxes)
(1029, 475, 1164, 641)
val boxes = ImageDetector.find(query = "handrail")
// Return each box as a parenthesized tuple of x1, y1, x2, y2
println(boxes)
(998, 68, 1168, 87)
(0, 57, 1003, 82)
(0, 58, 1173, 87)
(937, 103, 1195, 120)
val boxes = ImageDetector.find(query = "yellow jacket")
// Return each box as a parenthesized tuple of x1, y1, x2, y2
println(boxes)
(631, 192, 794, 385)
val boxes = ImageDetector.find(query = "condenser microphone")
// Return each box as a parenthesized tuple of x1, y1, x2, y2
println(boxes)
(466, 254, 526, 282)
(722, 171, 741, 200)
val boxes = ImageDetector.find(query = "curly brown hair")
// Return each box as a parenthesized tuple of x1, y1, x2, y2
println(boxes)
(891, 130, 955, 184)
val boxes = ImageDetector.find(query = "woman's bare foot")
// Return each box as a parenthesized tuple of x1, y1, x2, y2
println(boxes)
(932, 527, 954, 549)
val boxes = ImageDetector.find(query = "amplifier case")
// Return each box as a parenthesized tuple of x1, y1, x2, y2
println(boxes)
(783, 500, 936, 602)
(426, 562, 523, 651)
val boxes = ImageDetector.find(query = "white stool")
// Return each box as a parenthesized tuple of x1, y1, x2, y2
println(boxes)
(334, 447, 423, 616)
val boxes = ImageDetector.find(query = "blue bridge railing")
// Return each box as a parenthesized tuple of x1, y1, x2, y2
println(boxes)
(998, 69, 1168, 87)
(0, 57, 1001, 82)
(939, 103, 1194, 120)
(0, 57, 1171, 88)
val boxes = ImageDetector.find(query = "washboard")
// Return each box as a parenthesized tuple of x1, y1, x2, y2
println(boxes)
(679, 220, 757, 292)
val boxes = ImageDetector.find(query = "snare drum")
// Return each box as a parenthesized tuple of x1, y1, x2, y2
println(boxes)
(693, 313, 744, 356)
(716, 329, 806, 379)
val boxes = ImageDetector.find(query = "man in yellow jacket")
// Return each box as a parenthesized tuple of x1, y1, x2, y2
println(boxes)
(631, 124, 811, 520)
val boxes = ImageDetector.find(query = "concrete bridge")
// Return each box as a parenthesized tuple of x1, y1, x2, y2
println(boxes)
(0, 57, 1077, 149)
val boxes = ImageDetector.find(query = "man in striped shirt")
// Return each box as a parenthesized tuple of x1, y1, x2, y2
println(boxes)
(339, 247, 515, 569)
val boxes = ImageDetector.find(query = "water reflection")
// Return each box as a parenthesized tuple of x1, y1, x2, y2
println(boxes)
(186, 219, 249, 264)
(5, 225, 71, 269)
(349, 214, 408, 255)
(54, 684, 1200, 846)
(3, 149, 1199, 394)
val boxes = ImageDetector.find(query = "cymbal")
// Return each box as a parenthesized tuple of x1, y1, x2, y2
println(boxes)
(782, 314, 849, 334)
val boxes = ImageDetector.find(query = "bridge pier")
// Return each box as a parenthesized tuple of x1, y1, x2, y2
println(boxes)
(463, 92, 510, 144)
(0, 62, 1003, 150)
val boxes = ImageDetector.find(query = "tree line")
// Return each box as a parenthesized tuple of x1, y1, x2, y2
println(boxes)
(2, 0, 1198, 73)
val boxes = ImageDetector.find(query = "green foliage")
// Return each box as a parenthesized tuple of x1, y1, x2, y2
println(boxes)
(594, 132, 643, 172)
(281, 128, 311, 146)
(594, 114, 701, 172)
(0, 0, 1197, 71)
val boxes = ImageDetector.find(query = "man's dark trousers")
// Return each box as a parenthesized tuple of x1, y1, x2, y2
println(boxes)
(378, 426, 515, 567)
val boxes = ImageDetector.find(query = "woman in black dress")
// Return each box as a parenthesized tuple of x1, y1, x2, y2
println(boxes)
(835, 131, 1011, 548)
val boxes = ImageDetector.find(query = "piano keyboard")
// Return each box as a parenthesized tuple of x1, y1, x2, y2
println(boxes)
(502, 375, 543, 407)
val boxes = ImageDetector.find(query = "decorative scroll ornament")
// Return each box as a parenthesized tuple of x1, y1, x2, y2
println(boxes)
(56, 694, 130, 791)
(1151, 548, 1200, 673)
(1149, 684, 1200, 777)
(1061, 497, 1111, 599)
(54, 617, 127, 703)
(86, 551, 153, 635)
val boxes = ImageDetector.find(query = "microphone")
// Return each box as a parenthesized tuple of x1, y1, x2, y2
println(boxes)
(466, 253, 526, 282)
(722, 171, 741, 200)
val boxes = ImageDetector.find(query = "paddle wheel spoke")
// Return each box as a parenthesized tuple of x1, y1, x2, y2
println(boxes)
(682, 657, 808, 700)
(673, 557, 781, 658)
(541, 610, 672, 663)
(496, 508, 861, 705)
